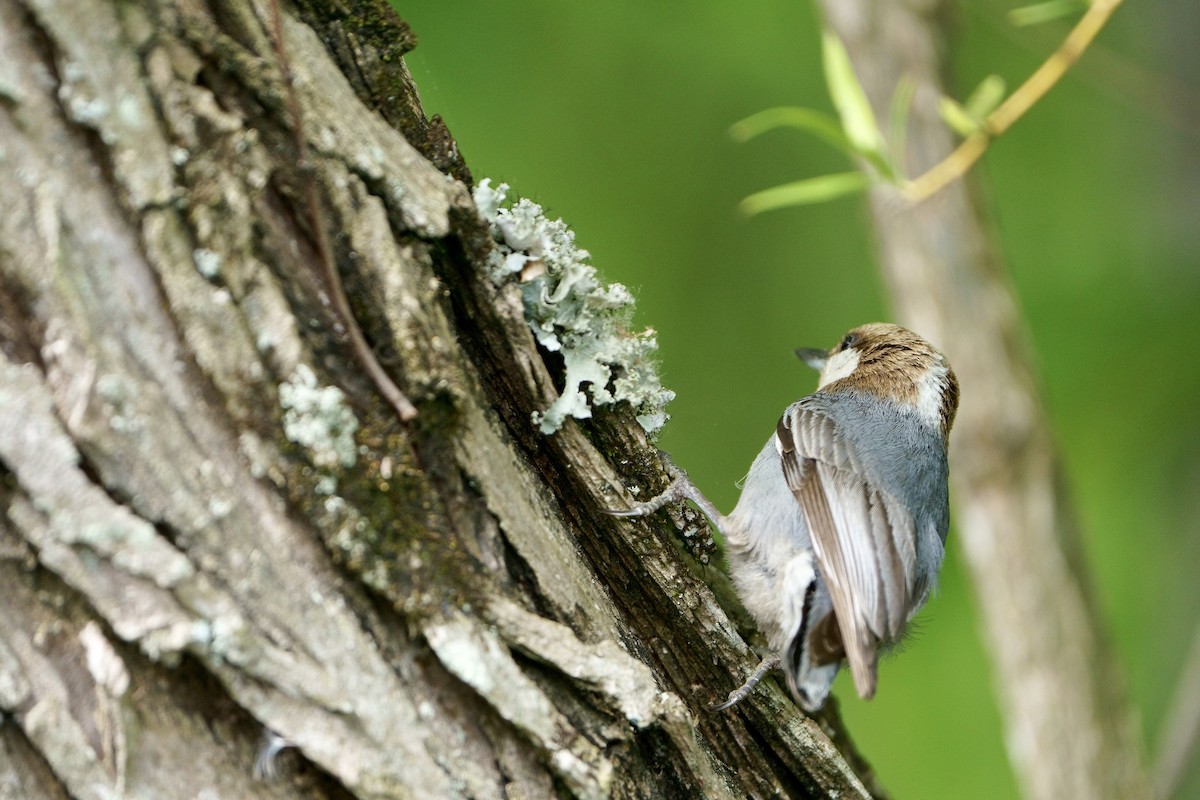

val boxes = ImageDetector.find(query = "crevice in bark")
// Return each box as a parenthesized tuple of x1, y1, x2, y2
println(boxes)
(169, 653, 356, 799)
(0, 278, 45, 373)
(0, 721, 72, 800)
(501, 530, 553, 616)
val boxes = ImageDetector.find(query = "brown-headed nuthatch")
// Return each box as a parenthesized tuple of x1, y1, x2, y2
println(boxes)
(611, 323, 959, 712)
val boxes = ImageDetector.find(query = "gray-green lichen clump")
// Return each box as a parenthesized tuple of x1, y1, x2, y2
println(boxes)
(279, 364, 360, 470)
(474, 179, 674, 436)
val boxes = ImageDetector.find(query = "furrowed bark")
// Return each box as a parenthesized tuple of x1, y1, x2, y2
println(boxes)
(0, 1, 882, 796)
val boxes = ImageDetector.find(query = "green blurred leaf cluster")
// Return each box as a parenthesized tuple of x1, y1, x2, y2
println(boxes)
(734, 31, 907, 211)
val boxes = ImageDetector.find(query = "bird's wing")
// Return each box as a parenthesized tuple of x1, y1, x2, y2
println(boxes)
(776, 408, 918, 700)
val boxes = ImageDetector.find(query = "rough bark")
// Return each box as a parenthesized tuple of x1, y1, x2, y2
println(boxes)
(0, 1, 881, 797)
(814, 2, 1152, 799)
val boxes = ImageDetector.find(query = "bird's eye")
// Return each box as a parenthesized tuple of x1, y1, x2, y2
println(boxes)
(837, 333, 858, 352)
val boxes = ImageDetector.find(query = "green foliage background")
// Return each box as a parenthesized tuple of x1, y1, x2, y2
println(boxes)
(397, 3, 1200, 797)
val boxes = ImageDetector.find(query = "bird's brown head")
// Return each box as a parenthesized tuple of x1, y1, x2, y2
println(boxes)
(797, 322, 959, 438)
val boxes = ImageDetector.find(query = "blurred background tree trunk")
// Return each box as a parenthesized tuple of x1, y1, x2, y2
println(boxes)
(0, 1, 884, 797)
(815, 2, 1151, 798)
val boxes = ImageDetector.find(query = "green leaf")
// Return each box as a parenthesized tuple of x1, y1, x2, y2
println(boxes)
(1008, 0, 1088, 27)
(739, 172, 870, 215)
(821, 31, 886, 161)
(938, 95, 978, 137)
(965, 74, 1006, 120)
(730, 106, 853, 156)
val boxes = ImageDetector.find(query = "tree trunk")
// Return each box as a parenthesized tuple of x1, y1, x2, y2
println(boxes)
(0, 1, 879, 797)
(814, 2, 1152, 799)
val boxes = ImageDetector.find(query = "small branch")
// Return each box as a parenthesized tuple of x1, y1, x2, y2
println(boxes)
(266, 0, 418, 421)
(903, 0, 1124, 202)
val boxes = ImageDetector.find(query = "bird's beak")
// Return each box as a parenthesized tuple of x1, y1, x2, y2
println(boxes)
(795, 347, 829, 371)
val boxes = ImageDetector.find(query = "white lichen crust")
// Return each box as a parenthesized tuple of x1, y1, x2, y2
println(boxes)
(473, 180, 674, 435)
(278, 364, 359, 470)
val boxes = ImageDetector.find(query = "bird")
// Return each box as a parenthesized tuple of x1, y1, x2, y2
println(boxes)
(610, 323, 959, 711)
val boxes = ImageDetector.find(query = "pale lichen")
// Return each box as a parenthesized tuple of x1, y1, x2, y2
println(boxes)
(473, 179, 674, 435)
(279, 365, 359, 469)
(192, 247, 221, 279)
